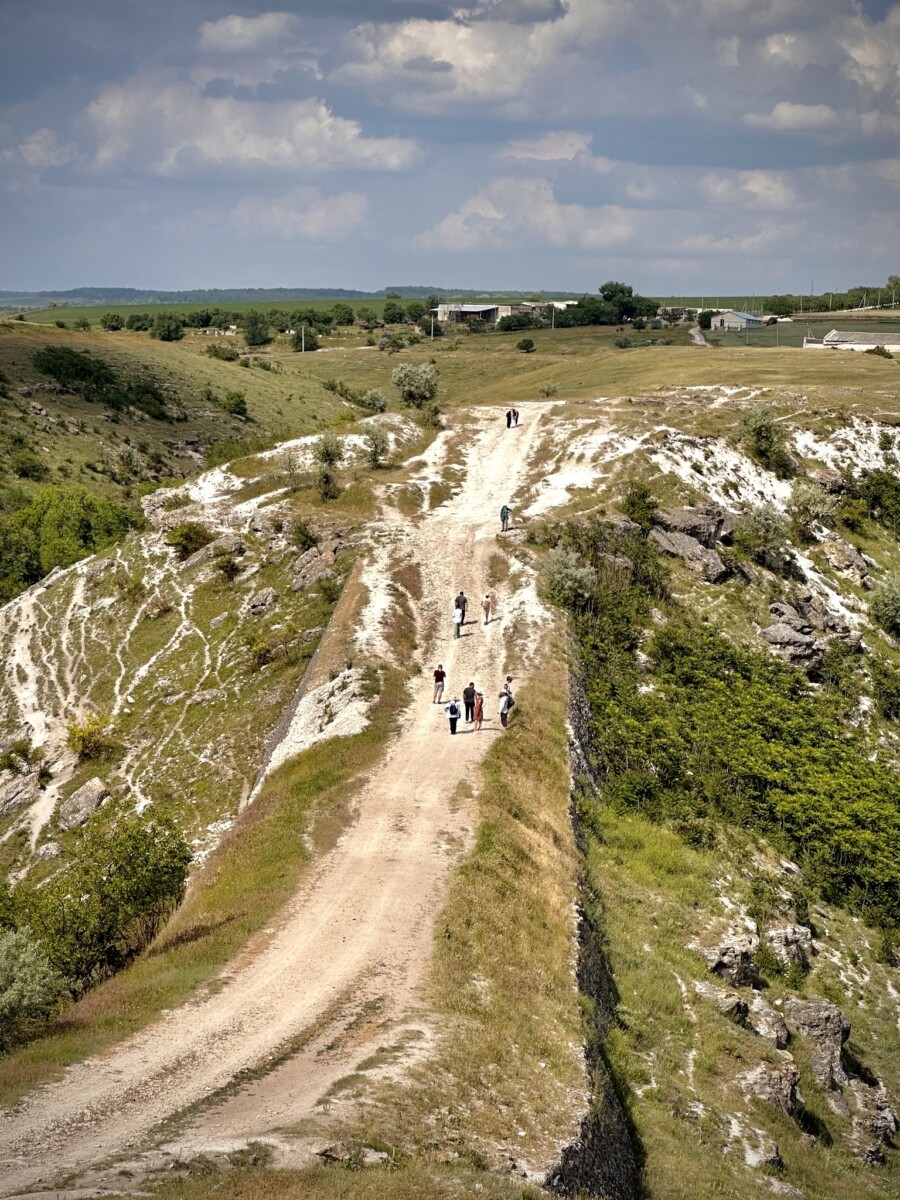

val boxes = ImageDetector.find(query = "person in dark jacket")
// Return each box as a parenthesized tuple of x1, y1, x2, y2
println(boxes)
(463, 681, 476, 722)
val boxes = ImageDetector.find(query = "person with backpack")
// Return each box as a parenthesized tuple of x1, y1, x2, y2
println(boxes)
(433, 663, 446, 704)
(463, 681, 476, 723)
(500, 505, 511, 533)
(445, 698, 461, 734)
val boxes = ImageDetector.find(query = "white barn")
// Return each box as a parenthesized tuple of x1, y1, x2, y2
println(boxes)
(804, 329, 900, 353)
(710, 309, 766, 332)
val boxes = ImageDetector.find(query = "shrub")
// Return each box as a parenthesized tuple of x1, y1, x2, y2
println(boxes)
(364, 427, 390, 468)
(541, 546, 597, 609)
(538, 383, 558, 397)
(10, 449, 48, 481)
(740, 404, 795, 478)
(292, 518, 318, 551)
(99, 312, 124, 331)
(516, 338, 536, 353)
(391, 362, 439, 408)
(73, 317, 91, 331)
(54, 320, 68, 329)
(733, 503, 792, 571)
(865, 345, 893, 359)
(378, 332, 404, 353)
(165, 521, 215, 560)
(313, 434, 343, 468)
(221, 390, 247, 418)
(214, 552, 241, 582)
(698, 310, 713, 330)
(242, 311, 271, 347)
(498, 313, 536, 331)
(18, 816, 191, 992)
(206, 342, 240, 362)
(871, 657, 900, 719)
(0, 929, 67, 1051)
(125, 314, 151, 331)
(621, 481, 658, 531)
(869, 573, 900, 635)
(317, 465, 341, 502)
(359, 388, 386, 413)
(632, 317, 646, 331)
(613, 336, 633, 348)
(789, 480, 837, 540)
(65, 712, 117, 761)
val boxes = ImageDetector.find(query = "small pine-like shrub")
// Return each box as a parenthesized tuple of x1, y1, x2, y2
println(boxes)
(165, 521, 215, 560)
(65, 712, 117, 761)
(869, 573, 900, 635)
(364, 427, 390, 469)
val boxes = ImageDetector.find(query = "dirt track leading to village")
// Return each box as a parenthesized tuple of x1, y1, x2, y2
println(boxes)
(0, 407, 553, 1194)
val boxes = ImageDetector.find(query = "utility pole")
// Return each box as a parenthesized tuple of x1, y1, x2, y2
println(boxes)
(301, 325, 305, 353)
(430, 315, 435, 340)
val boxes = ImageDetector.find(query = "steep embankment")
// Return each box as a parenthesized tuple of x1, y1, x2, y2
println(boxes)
(0, 406, 585, 1193)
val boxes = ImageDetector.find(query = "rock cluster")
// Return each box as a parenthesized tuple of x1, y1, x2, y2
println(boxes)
(648, 506, 730, 583)
(760, 597, 860, 674)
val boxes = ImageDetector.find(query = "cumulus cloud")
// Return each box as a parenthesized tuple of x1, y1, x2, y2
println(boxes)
(743, 100, 837, 130)
(229, 188, 368, 240)
(199, 12, 301, 53)
(701, 169, 797, 210)
(415, 177, 634, 251)
(84, 80, 420, 175)
(16, 129, 76, 169)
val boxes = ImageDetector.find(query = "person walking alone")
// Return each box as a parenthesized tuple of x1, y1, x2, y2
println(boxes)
(500, 505, 511, 533)
(498, 677, 515, 728)
(455, 590, 468, 625)
(473, 690, 484, 731)
(481, 593, 491, 625)
(463, 681, 476, 723)
(445, 697, 461, 735)
(433, 663, 446, 704)
(453, 604, 463, 638)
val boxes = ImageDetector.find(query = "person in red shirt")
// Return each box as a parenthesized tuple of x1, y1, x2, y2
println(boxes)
(433, 663, 446, 703)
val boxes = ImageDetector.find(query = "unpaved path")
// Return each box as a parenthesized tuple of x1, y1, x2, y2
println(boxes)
(689, 325, 709, 347)
(0, 407, 551, 1193)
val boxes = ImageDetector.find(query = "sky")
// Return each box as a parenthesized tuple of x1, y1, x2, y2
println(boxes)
(1, 0, 899, 295)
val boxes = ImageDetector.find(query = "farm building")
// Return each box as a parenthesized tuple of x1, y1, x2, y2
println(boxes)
(710, 309, 766, 332)
(803, 329, 900, 353)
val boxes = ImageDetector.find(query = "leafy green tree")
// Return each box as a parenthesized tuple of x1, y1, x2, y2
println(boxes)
(359, 388, 386, 413)
(405, 301, 427, 324)
(733, 503, 792, 571)
(363, 427, 390, 468)
(18, 815, 192, 992)
(330, 302, 355, 326)
(150, 313, 184, 342)
(241, 311, 271, 347)
(391, 362, 439, 408)
(100, 312, 125, 331)
(516, 337, 536, 353)
(621, 481, 658, 530)
(125, 313, 150, 331)
(357, 306, 378, 326)
(73, 317, 91, 331)
(184, 309, 213, 328)
(0, 929, 67, 1052)
(698, 310, 713, 330)
(383, 300, 406, 325)
(498, 314, 534, 331)
(290, 327, 319, 352)
(767, 295, 797, 317)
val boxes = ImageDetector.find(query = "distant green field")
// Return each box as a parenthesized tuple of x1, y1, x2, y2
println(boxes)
(23, 296, 565, 326)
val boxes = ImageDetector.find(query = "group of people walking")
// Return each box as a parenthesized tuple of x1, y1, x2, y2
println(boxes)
(452, 590, 500, 637)
(438, 674, 514, 735)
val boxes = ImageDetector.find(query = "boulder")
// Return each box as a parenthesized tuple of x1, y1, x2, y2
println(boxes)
(768, 601, 810, 632)
(739, 1061, 800, 1115)
(210, 612, 229, 629)
(652, 506, 724, 548)
(34, 841, 61, 861)
(607, 515, 642, 535)
(785, 998, 850, 1093)
(747, 993, 790, 1049)
(318, 1143, 353, 1165)
(765, 924, 813, 970)
(59, 777, 110, 830)
(692, 931, 759, 987)
(290, 545, 340, 591)
(648, 528, 728, 584)
(759, 622, 824, 673)
(793, 590, 850, 635)
(0, 769, 41, 818)
(247, 587, 277, 615)
(820, 538, 868, 586)
(741, 1127, 784, 1171)
(693, 980, 749, 1024)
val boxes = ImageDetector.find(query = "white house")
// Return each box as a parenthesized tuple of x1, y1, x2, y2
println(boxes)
(710, 309, 766, 332)
(804, 329, 900, 353)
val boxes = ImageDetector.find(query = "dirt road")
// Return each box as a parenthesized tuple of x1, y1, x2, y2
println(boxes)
(0, 407, 550, 1193)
